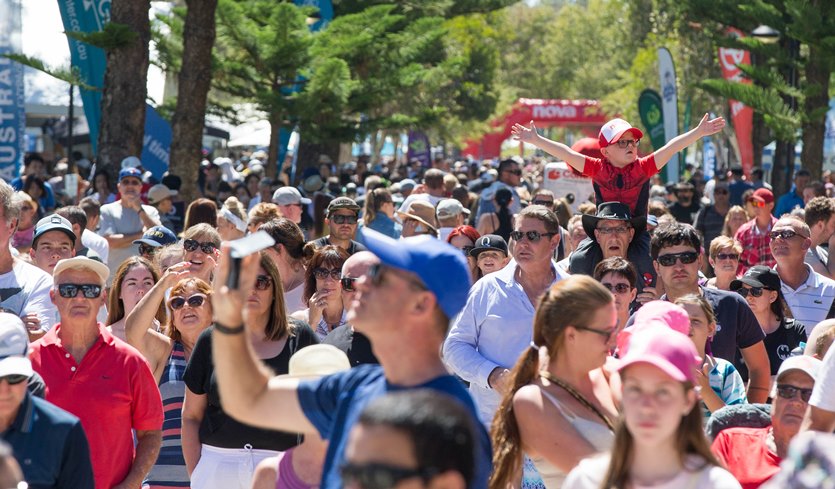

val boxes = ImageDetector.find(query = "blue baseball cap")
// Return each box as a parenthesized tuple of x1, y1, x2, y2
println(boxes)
(119, 167, 143, 182)
(361, 228, 471, 318)
(133, 226, 178, 248)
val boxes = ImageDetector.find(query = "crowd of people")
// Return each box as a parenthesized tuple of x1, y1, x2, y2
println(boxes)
(2, 114, 835, 489)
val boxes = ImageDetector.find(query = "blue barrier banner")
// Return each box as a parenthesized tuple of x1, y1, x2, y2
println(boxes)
(141, 104, 171, 179)
(0, 0, 25, 181)
(56, 0, 109, 153)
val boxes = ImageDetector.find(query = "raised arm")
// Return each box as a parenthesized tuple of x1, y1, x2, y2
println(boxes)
(511, 121, 588, 172)
(210, 245, 316, 434)
(653, 113, 725, 170)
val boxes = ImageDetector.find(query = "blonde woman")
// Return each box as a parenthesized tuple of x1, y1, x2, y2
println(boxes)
(217, 196, 247, 241)
(722, 205, 748, 239)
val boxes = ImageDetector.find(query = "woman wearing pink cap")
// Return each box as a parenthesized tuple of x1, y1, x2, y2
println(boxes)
(564, 326, 741, 489)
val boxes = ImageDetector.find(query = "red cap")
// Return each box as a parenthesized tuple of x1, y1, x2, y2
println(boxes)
(598, 118, 644, 147)
(751, 188, 774, 204)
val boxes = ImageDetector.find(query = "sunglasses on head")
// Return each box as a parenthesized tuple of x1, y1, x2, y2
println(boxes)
(733, 286, 765, 298)
(614, 138, 639, 149)
(313, 268, 342, 281)
(510, 230, 556, 242)
(769, 229, 801, 240)
(330, 214, 359, 225)
(340, 462, 435, 489)
(255, 274, 273, 291)
(776, 384, 813, 403)
(169, 293, 207, 310)
(340, 277, 357, 292)
(656, 251, 699, 267)
(601, 282, 631, 294)
(57, 283, 103, 299)
(138, 244, 158, 256)
(184, 239, 217, 254)
(0, 374, 28, 385)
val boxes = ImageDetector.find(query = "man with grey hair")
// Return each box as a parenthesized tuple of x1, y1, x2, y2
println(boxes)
(0, 180, 54, 340)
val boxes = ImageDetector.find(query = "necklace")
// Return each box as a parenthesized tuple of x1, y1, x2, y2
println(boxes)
(540, 371, 615, 432)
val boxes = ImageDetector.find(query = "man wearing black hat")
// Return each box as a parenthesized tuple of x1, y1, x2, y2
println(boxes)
(311, 197, 367, 255)
(569, 202, 655, 295)
(668, 181, 702, 225)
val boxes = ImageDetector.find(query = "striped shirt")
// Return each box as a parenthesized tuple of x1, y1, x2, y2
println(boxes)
(779, 264, 835, 335)
(703, 356, 747, 419)
(144, 341, 190, 488)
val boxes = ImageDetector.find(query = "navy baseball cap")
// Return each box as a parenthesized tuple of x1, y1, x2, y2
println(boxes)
(470, 234, 508, 258)
(361, 228, 471, 319)
(119, 167, 143, 182)
(133, 226, 178, 248)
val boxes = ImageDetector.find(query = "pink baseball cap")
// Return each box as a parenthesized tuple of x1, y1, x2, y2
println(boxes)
(598, 118, 644, 147)
(617, 301, 691, 355)
(617, 326, 701, 384)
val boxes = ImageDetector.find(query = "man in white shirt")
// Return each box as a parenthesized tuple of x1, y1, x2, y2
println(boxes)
(771, 216, 835, 335)
(79, 197, 109, 264)
(98, 168, 161, 283)
(0, 181, 54, 340)
(443, 205, 568, 425)
(803, 196, 835, 279)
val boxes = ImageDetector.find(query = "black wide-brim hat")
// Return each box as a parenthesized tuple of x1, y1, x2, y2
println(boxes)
(582, 202, 647, 238)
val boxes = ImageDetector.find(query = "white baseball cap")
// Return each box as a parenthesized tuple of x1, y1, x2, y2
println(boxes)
(598, 118, 644, 147)
(436, 199, 470, 219)
(0, 313, 33, 378)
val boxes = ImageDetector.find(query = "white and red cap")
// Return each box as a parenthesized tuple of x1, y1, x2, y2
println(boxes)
(598, 118, 644, 147)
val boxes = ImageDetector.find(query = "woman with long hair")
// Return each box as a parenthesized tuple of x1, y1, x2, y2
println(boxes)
(291, 245, 350, 339)
(217, 196, 247, 242)
(184, 198, 218, 231)
(88, 169, 117, 205)
(730, 266, 807, 379)
(490, 275, 618, 489)
(446, 225, 481, 282)
(360, 187, 401, 239)
(106, 256, 164, 342)
(124, 269, 214, 488)
(22, 176, 48, 216)
(11, 191, 38, 253)
(564, 326, 741, 489)
(182, 253, 319, 489)
(722, 205, 748, 238)
(478, 187, 513, 242)
(259, 218, 308, 313)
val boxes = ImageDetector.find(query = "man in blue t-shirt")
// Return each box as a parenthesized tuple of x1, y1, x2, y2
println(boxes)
(208, 228, 491, 489)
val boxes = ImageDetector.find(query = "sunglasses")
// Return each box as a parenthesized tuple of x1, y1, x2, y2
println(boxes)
(510, 230, 556, 242)
(776, 384, 813, 403)
(461, 246, 474, 256)
(313, 268, 342, 281)
(340, 277, 357, 292)
(750, 200, 767, 208)
(503, 168, 522, 176)
(0, 374, 28, 385)
(769, 229, 801, 240)
(138, 244, 158, 256)
(331, 214, 359, 225)
(20, 205, 33, 212)
(601, 283, 631, 294)
(573, 325, 617, 342)
(184, 239, 217, 254)
(532, 199, 554, 207)
(57, 283, 103, 299)
(596, 226, 630, 235)
(714, 189, 729, 195)
(255, 274, 273, 291)
(656, 251, 698, 267)
(733, 286, 765, 298)
(714, 253, 739, 261)
(169, 293, 207, 310)
(340, 462, 434, 489)
(614, 139, 639, 149)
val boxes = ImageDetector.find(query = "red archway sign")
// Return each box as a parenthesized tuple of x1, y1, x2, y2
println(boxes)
(463, 99, 608, 160)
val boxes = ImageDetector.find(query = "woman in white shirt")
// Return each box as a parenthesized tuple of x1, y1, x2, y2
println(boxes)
(564, 326, 741, 489)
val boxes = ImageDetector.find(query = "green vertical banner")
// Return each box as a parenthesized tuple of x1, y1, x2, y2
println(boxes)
(638, 89, 666, 180)
(682, 97, 692, 175)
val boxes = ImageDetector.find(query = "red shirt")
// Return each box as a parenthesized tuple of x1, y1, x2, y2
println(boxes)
(734, 216, 778, 274)
(711, 426, 781, 488)
(30, 323, 163, 489)
(582, 154, 658, 215)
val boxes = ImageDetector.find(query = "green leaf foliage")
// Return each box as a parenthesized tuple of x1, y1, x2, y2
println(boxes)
(2, 54, 99, 91)
(66, 22, 138, 51)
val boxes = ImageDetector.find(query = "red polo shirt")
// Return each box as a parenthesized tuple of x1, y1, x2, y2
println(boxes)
(30, 323, 163, 489)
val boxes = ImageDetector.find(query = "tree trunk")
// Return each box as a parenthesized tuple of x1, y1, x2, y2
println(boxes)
(96, 0, 152, 181)
(267, 110, 282, 180)
(296, 137, 339, 186)
(169, 0, 218, 203)
(772, 141, 791, 198)
(801, 44, 830, 182)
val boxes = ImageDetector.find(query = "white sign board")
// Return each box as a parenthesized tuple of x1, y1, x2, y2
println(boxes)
(541, 162, 595, 214)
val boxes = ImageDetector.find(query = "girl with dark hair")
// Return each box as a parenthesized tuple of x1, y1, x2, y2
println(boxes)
(564, 326, 740, 489)
(22, 176, 49, 216)
(360, 187, 401, 239)
(88, 169, 117, 204)
(477, 187, 513, 241)
(730, 266, 807, 379)
(184, 198, 218, 231)
(490, 276, 618, 489)
(291, 245, 350, 339)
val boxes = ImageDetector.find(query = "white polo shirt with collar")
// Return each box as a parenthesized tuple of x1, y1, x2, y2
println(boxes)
(779, 263, 835, 336)
(442, 258, 569, 426)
